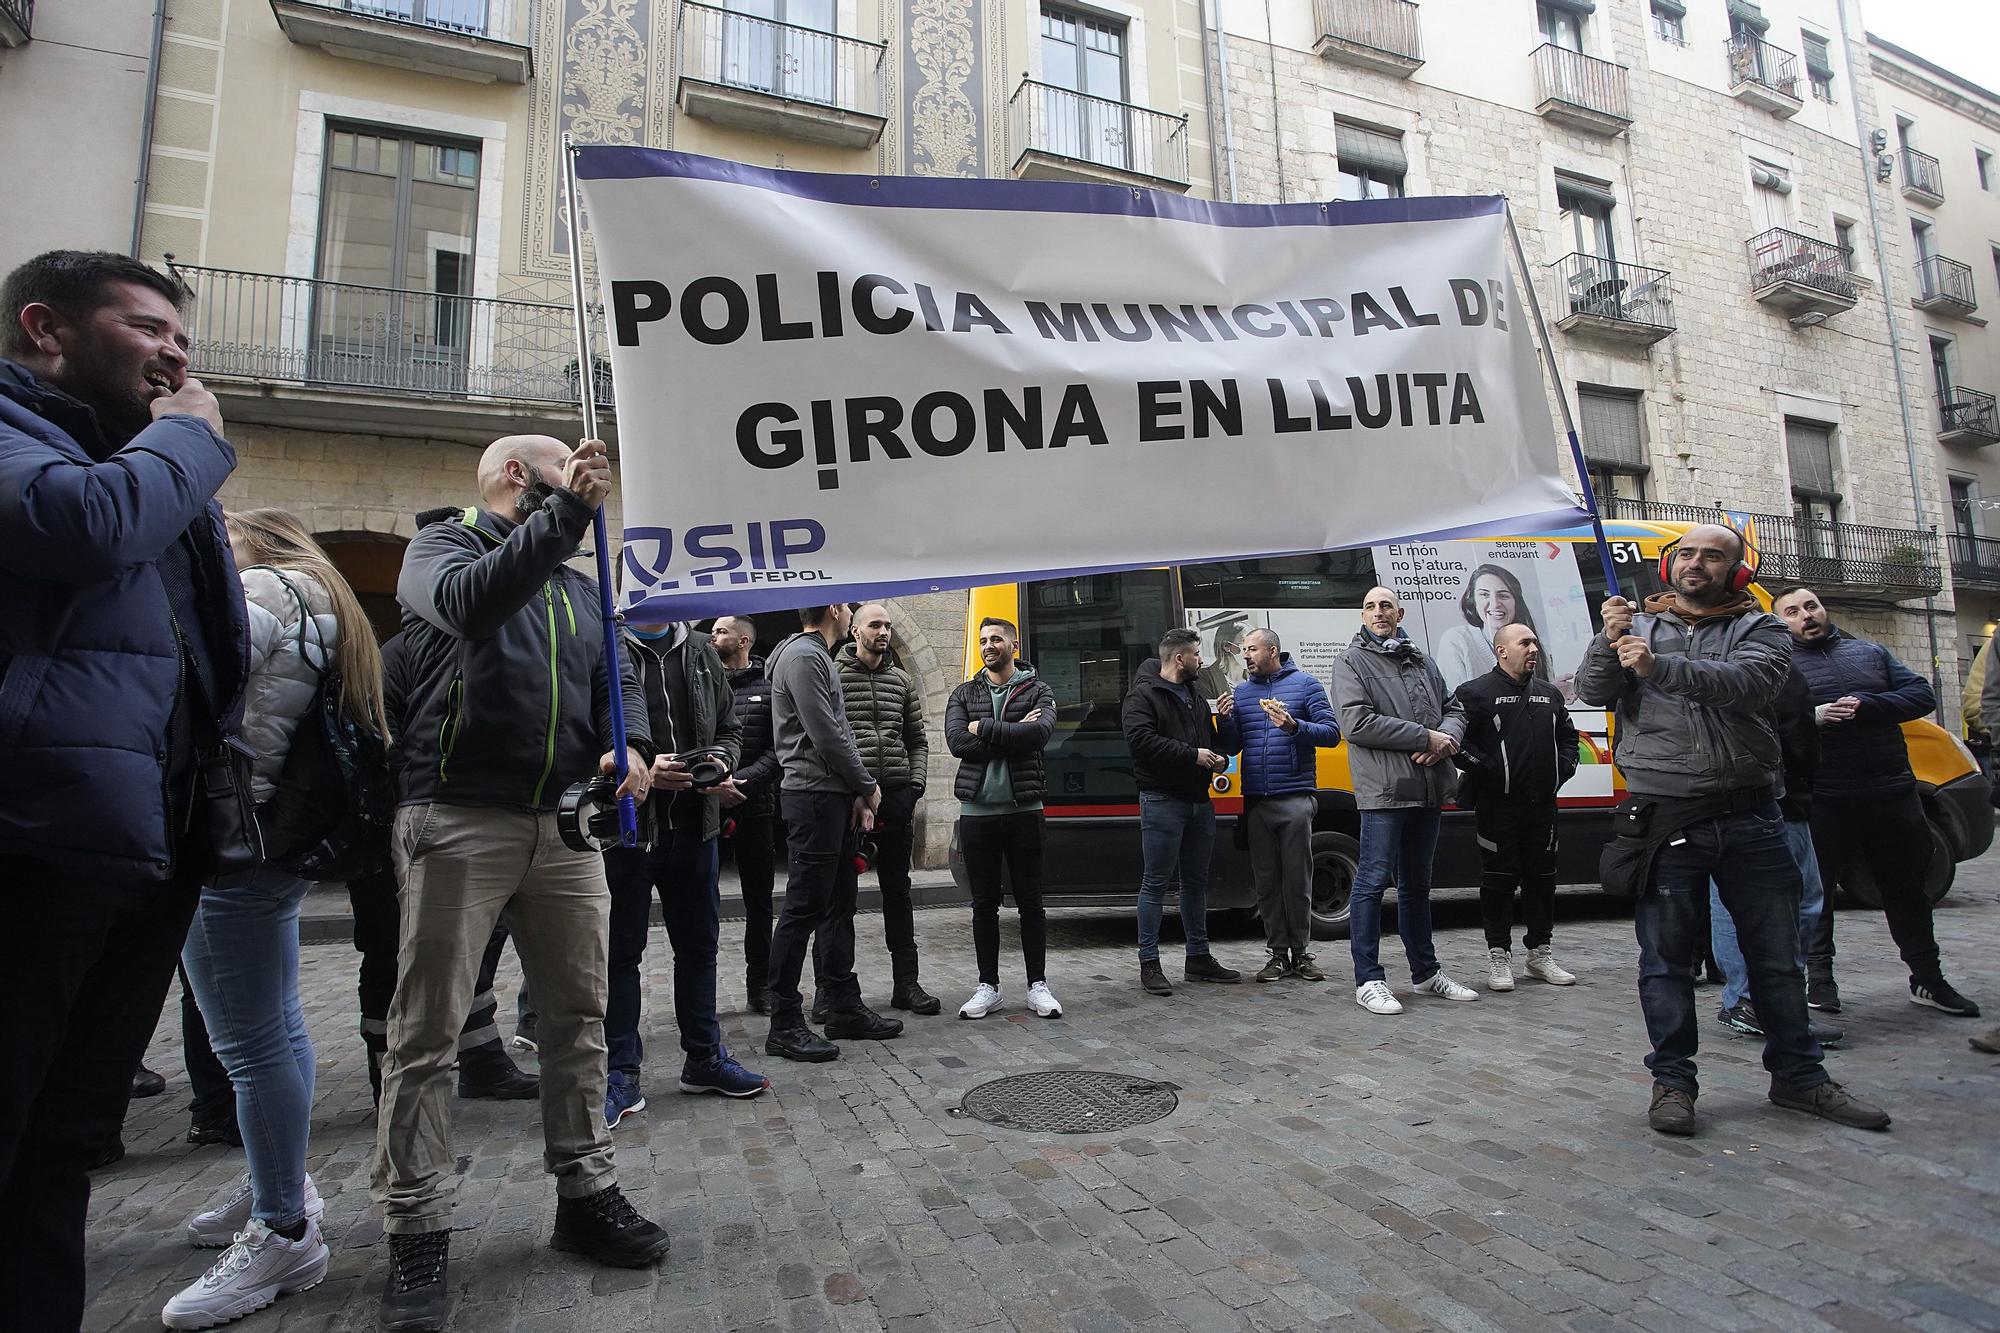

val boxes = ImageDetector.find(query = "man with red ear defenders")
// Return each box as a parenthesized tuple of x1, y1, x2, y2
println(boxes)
(1577, 524, 1890, 1138)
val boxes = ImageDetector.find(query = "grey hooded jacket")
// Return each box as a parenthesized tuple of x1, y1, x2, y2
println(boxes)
(1330, 631, 1458, 811)
(1573, 603, 1789, 799)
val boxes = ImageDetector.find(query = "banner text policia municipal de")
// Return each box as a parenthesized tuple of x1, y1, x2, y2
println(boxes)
(573, 150, 1590, 619)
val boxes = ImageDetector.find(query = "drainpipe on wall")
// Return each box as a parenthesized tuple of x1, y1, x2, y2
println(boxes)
(130, 0, 168, 257)
(1263, 0, 1285, 202)
(1206, 0, 1240, 202)
(1836, 0, 1946, 705)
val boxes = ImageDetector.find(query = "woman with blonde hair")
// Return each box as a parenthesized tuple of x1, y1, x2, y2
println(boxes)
(163, 508, 384, 1330)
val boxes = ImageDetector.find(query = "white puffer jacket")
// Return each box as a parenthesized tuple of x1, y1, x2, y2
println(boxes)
(238, 566, 340, 802)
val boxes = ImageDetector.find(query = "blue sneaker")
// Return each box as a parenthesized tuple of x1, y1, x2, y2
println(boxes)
(604, 1071, 646, 1130)
(678, 1047, 770, 1099)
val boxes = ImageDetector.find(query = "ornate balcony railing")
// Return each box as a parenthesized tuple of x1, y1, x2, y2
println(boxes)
(1902, 146, 1945, 201)
(1725, 30, 1801, 103)
(292, 0, 520, 41)
(165, 262, 610, 407)
(677, 1, 885, 119)
(1312, 0, 1422, 66)
(1009, 78, 1189, 186)
(0, 0, 33, 44)
(1746, 228, 1857, 302)
(1533, 43, 1632, 127)
(1950, 533, 2000, 590)
(1915, 255, 1978, 314)
(1598, 499, 1943, 601)
(1549, 252, 1675, 331)
(1940, 387, 2000, 444)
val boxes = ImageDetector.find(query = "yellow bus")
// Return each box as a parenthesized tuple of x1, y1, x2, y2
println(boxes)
(951, 519, 1992, 938)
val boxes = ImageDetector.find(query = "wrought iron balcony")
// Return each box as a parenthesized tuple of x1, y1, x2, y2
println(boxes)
(165, 261, 611, 441)
(1548, 253, 1674, 346)
(1600, 499, 1943, 603)
(1746, 228, 1857, 321)
(0, 0, 32, 47)
(1725, 31, 1802, 116)
(1951, 533, 2000, 591)
(1940, 388, 2000, 447)
(1915, 255, 1978, 318)
(675, 2, 886, 148)
(269, 0, 531, 83)
(1902, 147, 1945, 205)
(1533, 44, 1632, 136)
(1312, 0, 1422, 77)
(1008, 77, 1189, 191)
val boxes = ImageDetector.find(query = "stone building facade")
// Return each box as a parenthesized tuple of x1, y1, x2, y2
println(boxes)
(1208, 0, 1959, 713)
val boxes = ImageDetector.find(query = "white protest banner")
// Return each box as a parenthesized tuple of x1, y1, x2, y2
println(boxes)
(573, 149, 1590, 618)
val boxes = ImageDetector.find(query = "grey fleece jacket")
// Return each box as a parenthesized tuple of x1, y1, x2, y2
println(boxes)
(769, 630, 876, 796)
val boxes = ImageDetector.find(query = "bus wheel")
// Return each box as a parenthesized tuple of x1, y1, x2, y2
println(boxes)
(1837, 817, 1954, 908)
(1309, 832, 1360, 941)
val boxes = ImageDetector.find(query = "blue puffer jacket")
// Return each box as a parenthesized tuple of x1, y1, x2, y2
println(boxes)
(0, 359, 248, 881)
(1230, 656, 1341, 795)
(1789, 627, 1933, 799)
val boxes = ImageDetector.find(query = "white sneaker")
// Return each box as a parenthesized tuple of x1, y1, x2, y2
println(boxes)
(958, 983, 1002, 1019)
(162, 1218, 330, 1329)
(1525, 945, 1577, 986)
(1487, 948, 1516, 993)
(1356, 981, 1404, 1015)
(188, 1174, 325, 1248)
(1416, 971, 1481, 1002)
(1026, 981, 1063, 1019)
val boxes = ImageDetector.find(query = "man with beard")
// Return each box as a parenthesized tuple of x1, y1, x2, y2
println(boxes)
(1777, 587, 1979, 1020)
(0, 251, 249, 1330)
(709, 616, 782, 1012)
(1577, 525, 1889, 1136)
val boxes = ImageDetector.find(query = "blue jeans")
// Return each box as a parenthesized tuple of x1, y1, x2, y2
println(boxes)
(1634, 805, 1825, 1096)
(1136, 793, 1214, 962)
(1709, 818, 1825, 1011)
(181, 865, 315, 1229)
(1348, 807, 1442, 986)
(604, 828, 721, 1077)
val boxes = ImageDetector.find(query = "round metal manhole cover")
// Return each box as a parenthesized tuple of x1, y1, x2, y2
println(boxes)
(959, 1070, 1180, 1134)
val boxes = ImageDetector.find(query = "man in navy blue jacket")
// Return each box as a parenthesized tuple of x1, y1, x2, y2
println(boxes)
(1230, 629, 1341, 983)
(0, 251, 249, 1331)
(1774, 589, 1979, 1020)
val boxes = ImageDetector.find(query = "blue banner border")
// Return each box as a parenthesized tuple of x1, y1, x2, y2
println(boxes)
(574, 147, 1504, 229)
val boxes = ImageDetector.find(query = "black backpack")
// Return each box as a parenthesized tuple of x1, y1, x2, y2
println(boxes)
(251, 570, 393, 881)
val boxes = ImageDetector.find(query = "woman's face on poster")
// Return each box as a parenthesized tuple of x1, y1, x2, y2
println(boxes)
(1474, 573, 1518, 629)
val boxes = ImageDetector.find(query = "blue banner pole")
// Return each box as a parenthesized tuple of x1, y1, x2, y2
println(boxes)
(1503, 203, 1624, 606)
(562, 134, 639, 848)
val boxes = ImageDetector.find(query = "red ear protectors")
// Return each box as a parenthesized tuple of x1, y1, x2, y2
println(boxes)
(1657, 531, 1757, 593)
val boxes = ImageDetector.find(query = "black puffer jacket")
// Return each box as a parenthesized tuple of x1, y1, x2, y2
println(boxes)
(727, 658, 780, 820)
(944, 663, 1056, 805)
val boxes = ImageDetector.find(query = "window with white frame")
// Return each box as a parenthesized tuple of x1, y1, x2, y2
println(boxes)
(1978, 148, 1994, 192)
(1650, 0, 1685, 46)
(1038, 5, 1130, 170)
(1335, 120, 1406, 201)
(1801, 30, 1834, 102)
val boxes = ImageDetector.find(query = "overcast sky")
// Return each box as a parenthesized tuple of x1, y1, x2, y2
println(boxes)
(1863, 0, 2000, 96)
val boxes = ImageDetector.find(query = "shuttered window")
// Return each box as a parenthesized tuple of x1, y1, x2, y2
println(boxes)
(1579, 390, 1645, 468)
(1335, 120, 1406, 201)
(1786, 418, 1839, 496)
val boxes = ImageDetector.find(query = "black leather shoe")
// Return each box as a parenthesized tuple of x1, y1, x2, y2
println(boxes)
(552, 1185, 671, 1268)
(85, 1140, 125, 1171)
(379, 1230, 451, 1331)
(891, 983, 942, 1016)
(131, 1065, 167, 1099)
(765, 1024, 839, 1062)
(823, 1005, 903, 1041)
(187, 1120, 243, 1148)
(809, 993, 831, 1026)
(747, 979, 772, 1016)
(1184, 953, 1242, 984)
(457, 1045, 540, 1100)
(1140, 960, 1172, 996)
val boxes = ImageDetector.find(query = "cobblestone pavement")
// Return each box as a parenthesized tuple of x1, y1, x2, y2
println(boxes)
(85, 856, 2000, 1333)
